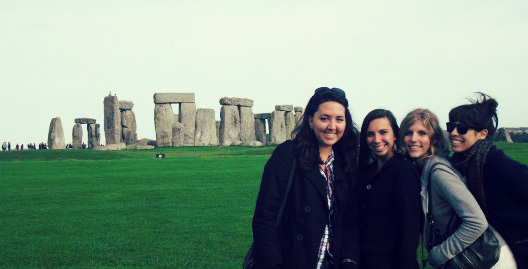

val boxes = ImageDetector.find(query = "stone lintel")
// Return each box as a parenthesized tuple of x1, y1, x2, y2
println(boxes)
(154, 93, 195, 104)
(294, 106, 303, 113)
(275, 105, 294, 112)
(75, 118, 96, 124)
(254, 113, 271, 119)
(119, 101, 134, 110)
(219, 97, 254, 107)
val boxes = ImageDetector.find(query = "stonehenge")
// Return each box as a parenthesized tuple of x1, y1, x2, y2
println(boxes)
(153, 93, 197, 147)
(46, 92, 302, 150)
(72, 118, 100, 149)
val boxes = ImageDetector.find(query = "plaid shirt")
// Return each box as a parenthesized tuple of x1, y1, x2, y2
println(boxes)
(316, 151, 335, 269)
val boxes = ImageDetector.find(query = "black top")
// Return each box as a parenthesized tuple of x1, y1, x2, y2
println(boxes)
(359, 154, 421, 269)
(453, 146, 528, 268)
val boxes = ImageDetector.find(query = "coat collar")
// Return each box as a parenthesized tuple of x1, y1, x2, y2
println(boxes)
(302, 155, 348, 203)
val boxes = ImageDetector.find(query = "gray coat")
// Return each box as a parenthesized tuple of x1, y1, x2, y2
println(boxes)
(420, 156, 488, 267)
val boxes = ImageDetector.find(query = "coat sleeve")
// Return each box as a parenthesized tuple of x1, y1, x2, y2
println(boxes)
(394, 163, 421, 269)
(428, 167, 488, 267)
(252, 142, 294, 268)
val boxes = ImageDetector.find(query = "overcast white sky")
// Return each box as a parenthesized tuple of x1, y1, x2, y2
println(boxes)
(1, 1, 527, 145)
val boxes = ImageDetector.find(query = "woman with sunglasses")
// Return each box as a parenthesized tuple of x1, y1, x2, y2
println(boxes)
(357, 109, 420, 269)
(252, 87, 360, 268)
(448, 93, 527, 268)
(400, 109, 489, 268)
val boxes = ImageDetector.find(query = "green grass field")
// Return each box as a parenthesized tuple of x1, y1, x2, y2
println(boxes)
(1, 142, 526, 268)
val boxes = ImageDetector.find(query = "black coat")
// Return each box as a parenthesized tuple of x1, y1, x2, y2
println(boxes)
(481, 146, 528, 268)
(252, 140, 360, 268)
(359, 154, 421, 269)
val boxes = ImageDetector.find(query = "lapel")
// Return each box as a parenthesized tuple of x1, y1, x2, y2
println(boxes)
(302, 156, 348, 204)
(303, 166, 328, 201)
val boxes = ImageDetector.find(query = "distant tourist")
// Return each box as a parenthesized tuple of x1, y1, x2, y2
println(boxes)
(251, 87, 360, 268)
(448, 93, 525, 267)
(21, 144, 24, 150)
(16, 144, 19, 151)
(8, 142, 11, 151)
(2, 142, 6, 151)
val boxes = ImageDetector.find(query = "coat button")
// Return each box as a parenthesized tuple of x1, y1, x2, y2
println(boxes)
(297, 234, 304, 241)
(304, 206, 311, 212)
(366, 184, 372, 190)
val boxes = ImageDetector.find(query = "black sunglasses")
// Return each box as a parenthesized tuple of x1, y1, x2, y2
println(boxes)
(315, 87, 346, 97)
(446, 122, 479, 135)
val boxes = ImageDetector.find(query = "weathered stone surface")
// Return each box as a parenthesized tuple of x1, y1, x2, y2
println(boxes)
(254, 113, 271, 119)
(119, 100, 134, 110)
(216, 121, 220, 143)
(285, 111, 296, 140)
(255, 119, 267, 144)
(154, 104, 174, 147)
(195, 109, 219, 146)
(219, 97, 254, 107)
(275, 105, 293, 112)
(121, 110, 137, 145)
(48, 117, 65, 150)
(75, 118, 96, 124)
(95, 124, 101, 146)
(180, 103, 196, 146)
(104, 95, 122, 145)
(295, 111, 303, 126)
(219, 105, 241, 146)
(154, 93, 195, 104)
(72, 123, 83, 149)
(241, 141, 263, 147)
(294, 106, 303, 113)
(94, 143, 127, 151)
(270, 110, 286, 144)
(172, 122, 185, 147)
(87, 123, 97, 148)
(240, 106, 256, 143)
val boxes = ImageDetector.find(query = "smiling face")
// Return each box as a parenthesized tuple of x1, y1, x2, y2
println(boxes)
(309, 101, 346, 152)
(366, 117, 396, 162)
(449, 122, 488, 153)
(403, 121, 432, 161)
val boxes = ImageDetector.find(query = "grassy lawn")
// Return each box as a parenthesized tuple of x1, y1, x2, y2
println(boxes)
(0, 142, 526, 268)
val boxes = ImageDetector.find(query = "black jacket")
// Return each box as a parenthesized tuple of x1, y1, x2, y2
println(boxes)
(481, 146, 528, 268)
(252, 140, 360, 268)
(359, 154, 421, 269)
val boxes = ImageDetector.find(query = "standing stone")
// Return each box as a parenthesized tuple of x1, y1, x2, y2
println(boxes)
(172, 122, 185, 147)
(270, 110, 286, 144)
(195, 109, 218, 146)
(285, 111, 296, 140)
(104, 95, 122, 145)
(95, 124, 101, 146)
(239, 106, 256, 143)
(294, 106, 304, 125)
(87, 123, 97, 148)
(216, 121, 220, 144)
(254, 119, 267, 144)
(219, 105, 241, 146)
(48, 117, 65, 150)
(180, 103, 196, 146)
(121, 110, 137, 145)
(72, 123, 83, 149)
(154, 104, 175, 147)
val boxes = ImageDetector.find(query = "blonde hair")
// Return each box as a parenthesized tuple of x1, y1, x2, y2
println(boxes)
(399, 108, 449, 157)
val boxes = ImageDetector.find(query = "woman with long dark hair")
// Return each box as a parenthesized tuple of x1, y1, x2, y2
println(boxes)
(252, 87, 360, 268)
(448, 93, 526, 268)
(357, 109, 420, 269)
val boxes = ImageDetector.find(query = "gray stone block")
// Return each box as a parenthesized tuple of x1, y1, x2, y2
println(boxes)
(254, 113, 271, 119)
(275, 105, 294, 112)
(119, 100, 134, 110)
(219, 97, 254, 107)
(72, 123, 83, 149)
(87, 123, 97, 148)
(48, 117, 65, 150)
(285, 111, 296, 140)
(270, 110, 286, 144)
(294, 106, 303, 113)
(255, 119, 267, 144)
(154, 93, 195, 104)
(154, 104, 174, 147)
(180, 102, 196, 146)
(219, 105, 241, 146)
(104, 95, 122, 145)
(75, 118, 96, 124)
(240, 106, 256, 143)
(195, 109, 218, 146)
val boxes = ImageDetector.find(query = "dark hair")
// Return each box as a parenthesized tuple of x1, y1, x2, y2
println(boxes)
(400, 108, 450, 157)
(292, 88, 360, 180)
(358, 109, 400, 173)
(448, 92, 498, 139)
